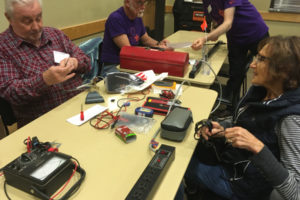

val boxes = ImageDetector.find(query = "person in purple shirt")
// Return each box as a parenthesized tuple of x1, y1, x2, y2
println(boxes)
(100, 0, 169, 77)
(192, 0, 269, 108)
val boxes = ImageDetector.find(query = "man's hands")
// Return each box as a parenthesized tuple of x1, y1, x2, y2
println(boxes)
(43, 57, 79, 86)
(157, 39, 174, 51)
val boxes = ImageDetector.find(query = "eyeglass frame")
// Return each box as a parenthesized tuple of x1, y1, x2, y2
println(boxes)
(254, 53, 270, 64)
(134, 0, 149, 7)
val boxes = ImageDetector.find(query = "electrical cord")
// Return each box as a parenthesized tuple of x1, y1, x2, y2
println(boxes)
(200, 60, 222, 114)
(4, 181, 11, 200)
(149, 80, 189, 152)
(63, 76, 104, 92)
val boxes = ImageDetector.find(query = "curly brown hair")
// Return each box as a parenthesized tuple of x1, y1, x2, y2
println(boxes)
(258, 36, 300, 91)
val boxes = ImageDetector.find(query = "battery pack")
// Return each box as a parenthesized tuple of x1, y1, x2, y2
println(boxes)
(135, 107, 154, 118)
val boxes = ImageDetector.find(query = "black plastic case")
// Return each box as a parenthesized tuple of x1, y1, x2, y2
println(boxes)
(160, 107, 193, 141)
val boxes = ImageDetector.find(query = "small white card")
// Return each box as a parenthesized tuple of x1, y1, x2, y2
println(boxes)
(108, 97, 119, 111)
(53, 51, 70, 64)
(67, 105, 107, 126)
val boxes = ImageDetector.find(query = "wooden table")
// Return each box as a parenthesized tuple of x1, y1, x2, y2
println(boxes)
(0, 82, 217, 200)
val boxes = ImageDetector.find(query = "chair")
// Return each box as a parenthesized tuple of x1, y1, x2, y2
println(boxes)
(79, 37, 103, 83)
(0, 97, 16, 136)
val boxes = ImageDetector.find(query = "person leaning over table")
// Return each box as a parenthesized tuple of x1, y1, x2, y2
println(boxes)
(176, 36, 300, 200)
(192, 0, 269, 108)
(100, 0, 170, 77)
(0, 0, 90, 128)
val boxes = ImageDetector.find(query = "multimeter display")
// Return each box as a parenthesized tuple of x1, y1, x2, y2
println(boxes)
(30, 156, 67, 181)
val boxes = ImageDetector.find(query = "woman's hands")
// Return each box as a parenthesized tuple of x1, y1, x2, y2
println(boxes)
(191, 37, 207, 50)
(224, 127, 264, 154)
(197, 121, 225, 140)
(197, 121, 265, 154)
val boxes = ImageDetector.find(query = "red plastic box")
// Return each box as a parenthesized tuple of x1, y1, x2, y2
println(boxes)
(120, 46, 189, 77)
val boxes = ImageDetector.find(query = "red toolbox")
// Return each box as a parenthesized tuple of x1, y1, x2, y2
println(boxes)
(120, 46, 189, 77)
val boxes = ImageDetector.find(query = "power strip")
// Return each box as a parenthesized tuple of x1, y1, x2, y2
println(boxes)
(126, 144, 175, 200)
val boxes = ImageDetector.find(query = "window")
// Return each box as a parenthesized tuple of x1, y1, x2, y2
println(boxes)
(269, 0, 300, 13)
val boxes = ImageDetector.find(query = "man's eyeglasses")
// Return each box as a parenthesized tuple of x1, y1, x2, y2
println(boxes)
(254, 53, 270, 63)
(135, 0, 149, 7)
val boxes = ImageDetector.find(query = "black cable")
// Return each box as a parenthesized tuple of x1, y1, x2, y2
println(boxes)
(111, 105, 125, 129)
(4, 181, 12, 200)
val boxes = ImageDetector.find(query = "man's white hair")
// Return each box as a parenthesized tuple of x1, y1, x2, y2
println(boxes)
(5, 0, 42, 17)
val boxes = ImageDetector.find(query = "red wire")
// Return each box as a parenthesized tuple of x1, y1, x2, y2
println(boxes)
(27, 136, 32, 153)
(92, 110, 120, 129)
(50, 161, 78, 200)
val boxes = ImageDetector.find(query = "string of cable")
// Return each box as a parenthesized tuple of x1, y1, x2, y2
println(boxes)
(149, 81, 189, 152)
(63, 76, 104, 92)
(200, 60, 222, 114)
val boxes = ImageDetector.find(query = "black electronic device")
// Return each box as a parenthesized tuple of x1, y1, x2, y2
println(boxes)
(189, 41, 224, 78)
(126, 144, 175, 200)
(3, 149, 84, 199)
(153, 81, 174, 87)
(85, 91, 104, 104)
(194, 119, 212, 140)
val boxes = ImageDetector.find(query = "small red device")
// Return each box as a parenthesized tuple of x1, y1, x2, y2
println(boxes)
(115, 125, 136, 143)
(160, 90, 175, 99)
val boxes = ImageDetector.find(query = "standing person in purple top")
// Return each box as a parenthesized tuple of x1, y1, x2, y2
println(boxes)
(0, 0, 90, 128)
(100, 0, 169, 77)
(192, 0, 269, 107)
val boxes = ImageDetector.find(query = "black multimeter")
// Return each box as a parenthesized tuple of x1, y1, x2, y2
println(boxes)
(3, 149, 74, 198)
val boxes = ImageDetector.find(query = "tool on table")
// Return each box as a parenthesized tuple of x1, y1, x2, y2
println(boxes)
(80, 104, 84, 121)
(189, 40, 225, 78)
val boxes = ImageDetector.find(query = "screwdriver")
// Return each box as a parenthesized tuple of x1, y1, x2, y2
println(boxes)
(80, 104, 84, 121)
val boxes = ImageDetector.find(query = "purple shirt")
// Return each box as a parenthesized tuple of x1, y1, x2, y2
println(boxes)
(204, 0, 268, 45)
(101, 7, 146, 64)
(0, 26, 90, 127)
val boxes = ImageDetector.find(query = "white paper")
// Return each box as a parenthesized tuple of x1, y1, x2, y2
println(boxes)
(122, 70, 168, 93)
(108, 97, 119, 111)
(53, 51, 70, 64)
(168, 42, 192, 49)
(67, 105, 107, 126)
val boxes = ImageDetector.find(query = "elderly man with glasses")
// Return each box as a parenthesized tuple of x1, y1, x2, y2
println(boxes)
(0, 0, 90, 128)
(100, 0, 169, 77)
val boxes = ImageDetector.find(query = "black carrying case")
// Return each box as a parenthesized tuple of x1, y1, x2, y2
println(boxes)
(160, 107, 193, 141)
(173, 0, 211, 32)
